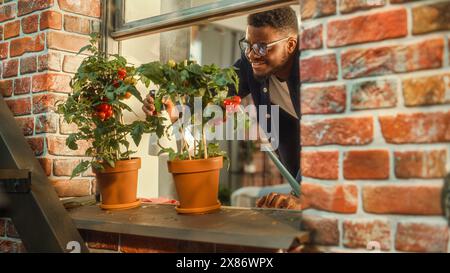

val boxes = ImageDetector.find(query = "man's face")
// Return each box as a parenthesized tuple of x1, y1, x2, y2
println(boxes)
(245, 26, 294, 79)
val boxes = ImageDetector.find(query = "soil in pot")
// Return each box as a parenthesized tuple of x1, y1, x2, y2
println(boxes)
(94, 157, 141, 210)
(167, 156, 223, 214)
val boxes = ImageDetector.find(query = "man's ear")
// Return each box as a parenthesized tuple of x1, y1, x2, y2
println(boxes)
(287, 37, 298, 54)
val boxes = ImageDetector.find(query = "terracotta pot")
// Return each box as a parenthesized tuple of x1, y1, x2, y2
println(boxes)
(167, 156, 223, 214)
(94, 157, 141, 210)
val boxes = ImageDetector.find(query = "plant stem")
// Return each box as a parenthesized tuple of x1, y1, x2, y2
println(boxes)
(202, 126, 208, 159)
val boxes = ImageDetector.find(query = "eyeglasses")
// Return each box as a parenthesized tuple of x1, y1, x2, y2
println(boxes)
(239, 37, 290, 57)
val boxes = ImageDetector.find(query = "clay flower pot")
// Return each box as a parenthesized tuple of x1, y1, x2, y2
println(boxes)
(94, 157, 141, 210)
(167, 156, 223, 214)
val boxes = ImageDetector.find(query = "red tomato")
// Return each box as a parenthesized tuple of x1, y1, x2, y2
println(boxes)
(113, 80, 120, 88)
(232, 96, 241, 104)
(105, 109, 113, 119)
(124, 92, 132, 99)
(97, 112, 106, 121)
(117, 68, 127, 80)
(97, 103, 111, 112)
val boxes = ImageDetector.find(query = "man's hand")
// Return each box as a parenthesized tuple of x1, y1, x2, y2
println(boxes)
(142, 94, 178, 123)
(256, 192, 301, 209)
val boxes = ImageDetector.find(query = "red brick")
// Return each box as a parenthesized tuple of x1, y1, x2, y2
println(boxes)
(53, 159, 80, 176)
(5, 97, 31, 116)
(64, 15, 91, 34)
(26, 136, 44, 156)
(47, 135, 90, 156)
(301, 0, 336, 20)
(301, 151, 339, 180)
(0, 42, 8, 59)
(32, 93, 66, 114)
(396, 222, 448, 253)
(302, 215, 339, 245)
(351, 79, 397, 110)
(0, 240, 25, 253)
(300, 24, 323, 50)
(58, 0, 101, 18)
(362, 184, 443, 215)
(343, 219, 391, 251)
(2, 59, 18, 78)
(120, 234, 178, 253)
(38, 52, 61, 71)
(51, 178, 91, 197)
(62, 55, 84, 73)
(39, 10, 62, 30)
(412, 2, 450, 35)
(37, 157, 52, 176)
(5, 219, 20, 238)
(328, 9, 406, 48)
(402, 74, 449, 106)
(10, 33, 45, 57)
(47, 31, 90, 53)
(394, 150, 447, 179)
(20, 56, 37, 74)
(0, 79, 13, 97)
(339, 0, 386, 14)
(300, 54, 338, 83)
(379, 111, 450, 144)
(14, 77, 31, 95)
(21, 14, 38, 34)
(14, 116, 34, 136)
(18, 0, 54, 16)
(32, 73, 72, 93)
(301, 117, 373, 146)
(343, 150, 390, 180)
(301, 182, 358, 213)
(342, 38, 444, 79)
(0, 4, 16, 23)
(35, 113, 58, 134)
(301, 85, 346, 114)
(79, 230, 119, 251)
(4, 20, 20, 40)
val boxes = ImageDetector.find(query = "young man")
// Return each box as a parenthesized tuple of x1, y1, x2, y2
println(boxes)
(143, 7, 302, 210)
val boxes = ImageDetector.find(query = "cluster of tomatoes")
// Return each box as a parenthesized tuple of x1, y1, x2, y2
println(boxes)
(223, 95, 241, 112)
(113, 68, 133, 99)
(95, 100, 113, 121)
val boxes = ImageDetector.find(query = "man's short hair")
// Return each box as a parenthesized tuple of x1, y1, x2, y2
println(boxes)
(247, 7, 299, 35)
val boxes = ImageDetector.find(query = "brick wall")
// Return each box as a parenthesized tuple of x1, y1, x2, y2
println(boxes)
(298, 0, 450, 252)
(0, 0, 100, 253)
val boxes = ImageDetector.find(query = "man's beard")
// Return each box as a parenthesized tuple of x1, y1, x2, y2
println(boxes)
(252, 55, 289, 81)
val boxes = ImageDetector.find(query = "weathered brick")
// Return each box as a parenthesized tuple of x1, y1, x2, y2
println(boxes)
(339, 0, 386, 14)
(301, 182, 358, 213)
(35, 113, 58, 134)
(4, 20, 20, 40)
(38, 52, 61, 71)
(5, 97, 31, 116)
(21, 14, 38, 34)
(0, 4, 16, 23)
(2, 59, 18, 78)
(395, 150, 447, 179)
(328, 9, 407, 47)
(79, 230, 119, 251)
(396, 222, 448, 253)
(120, 234, 179, 253)
(37, 157, 52, 176)
(362, 184, 443, 215)
(51, 179, 91, 197)
(344, 150, 390, 180)
(343, 219, 391, 251)
(351, 79, 397, 110)
(26, 136, 44, 156)
(20, 56, 37, 74)
(300, 54, 338, 83)
(59, 118, 78, 134)
(14, 116, 34, 136)
(14, 77, 31, 95)
(301, 0, 336, 20)
(32, 93, 66, 114)
(58, 0, 101, 18)
(53, 158, 80, 176)
(301, 85, 346, 114)
(402, 74, 450, 106)
(302, 215, 339, 245)
(301, 151, 339, 180)
(5, 219, 20, 238)
(18, 0, 53, 16)
(0, 219, 6, 237)
(0, 42, 8, 59)
(40, 10, 62, 30)
(47, 31, 90, 53)
(342, 38, 444, 79)
(300, 24, 323, 50)
(379, 111, 450, 144)
(0, 79, 13, 97)
(301, 117, 373, 146)
(0, 240, 26, 253)
(412, 2, 450, 35)
(62, 55, 84, 73)
(64, 15, 91, 34)
(10, 33, 45, 57)
(47, 135, 90, 156)
(32, 73, 72, 93)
